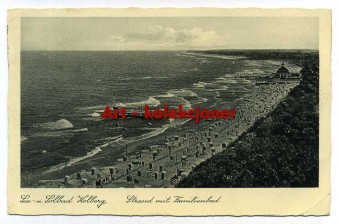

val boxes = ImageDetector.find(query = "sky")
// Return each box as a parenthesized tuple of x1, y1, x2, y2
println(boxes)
(21, 17, 319, 51)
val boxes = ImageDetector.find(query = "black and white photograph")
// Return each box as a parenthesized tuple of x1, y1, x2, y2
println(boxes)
(3, 5, 334, 218)
(19, 16, 320, 189)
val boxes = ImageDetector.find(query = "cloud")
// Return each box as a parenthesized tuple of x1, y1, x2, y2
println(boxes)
(117, 25, 221, 48)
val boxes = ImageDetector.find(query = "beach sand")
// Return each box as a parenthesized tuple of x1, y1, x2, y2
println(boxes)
(30, 81, 299, 188)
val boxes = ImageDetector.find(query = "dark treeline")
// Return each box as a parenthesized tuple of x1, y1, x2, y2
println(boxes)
(177, 58, 319, 188)
(188, 49, 319, 61)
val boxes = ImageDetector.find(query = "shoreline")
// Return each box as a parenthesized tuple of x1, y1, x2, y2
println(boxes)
(24, 117, 192, 184)
(103, 82, 298, 188)
(27, 80, 299, 188)
(21, 56, 300, 181)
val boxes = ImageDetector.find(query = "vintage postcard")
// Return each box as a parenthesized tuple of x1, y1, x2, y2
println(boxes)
(8, 8, 331, 216)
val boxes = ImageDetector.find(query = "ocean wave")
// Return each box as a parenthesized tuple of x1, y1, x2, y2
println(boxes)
(223, 74, 237, 78)
(35, 119, 73, 130)
(72, 128, 88, 133)
(200, 97, 208, 102)
(214, 78, 237, 84)
(140, 76, 152, 79)
(115, 102, 127, 107)
(30, 131, 70, 138)
(42, 135, 123, 174)
(180, 98, 192, 110)
(79, 89, 200, 119)
(77, 105, 107, 111)
(127, 126, 169, 142)
(104, 135, 123, 141)
(204, 83, 229, 90)
(177, 53, 212, 64)
(184, 52, 247, 60)
(30, 128, 88, 138)
(190, 68, 200, 72)
(42, 146, 103, 174)
(236, 79, 252, 84)
(163, 90, 195, 108)
(21, 136, 28, 142)
(177, 53, 204, 59)
(200, 59, 210, 64)
(124, 96, 161, 108)
(169, 89, 198, 97)
(83, 97, 161, 111)
(193, 82, 208, 88)
(156, 92, 175, 98)
(125, 118, 190, 144)
(157, 87, 210, 107)
(89, 112, 101, 117)
(118, 77, 131, 81)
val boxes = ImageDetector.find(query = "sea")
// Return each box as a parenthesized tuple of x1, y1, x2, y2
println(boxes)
(20, 51, 301, 173)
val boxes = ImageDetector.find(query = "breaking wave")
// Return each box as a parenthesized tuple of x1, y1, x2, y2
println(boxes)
(42, 135, 123, 174)
(35, 119, 74, 130)
(193, 82, 208, 88)
(184, 52, 247, 60)
(169, 89, 198, 97)
(21, 136, 28, 142)
(124, 96, 161, 108)
(30, 128, 88, 138)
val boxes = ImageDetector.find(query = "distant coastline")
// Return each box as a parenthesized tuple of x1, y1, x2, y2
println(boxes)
(187, 49, 319, 61)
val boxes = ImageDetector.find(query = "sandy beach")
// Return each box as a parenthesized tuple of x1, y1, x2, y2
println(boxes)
(30, 81, 299, 188)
